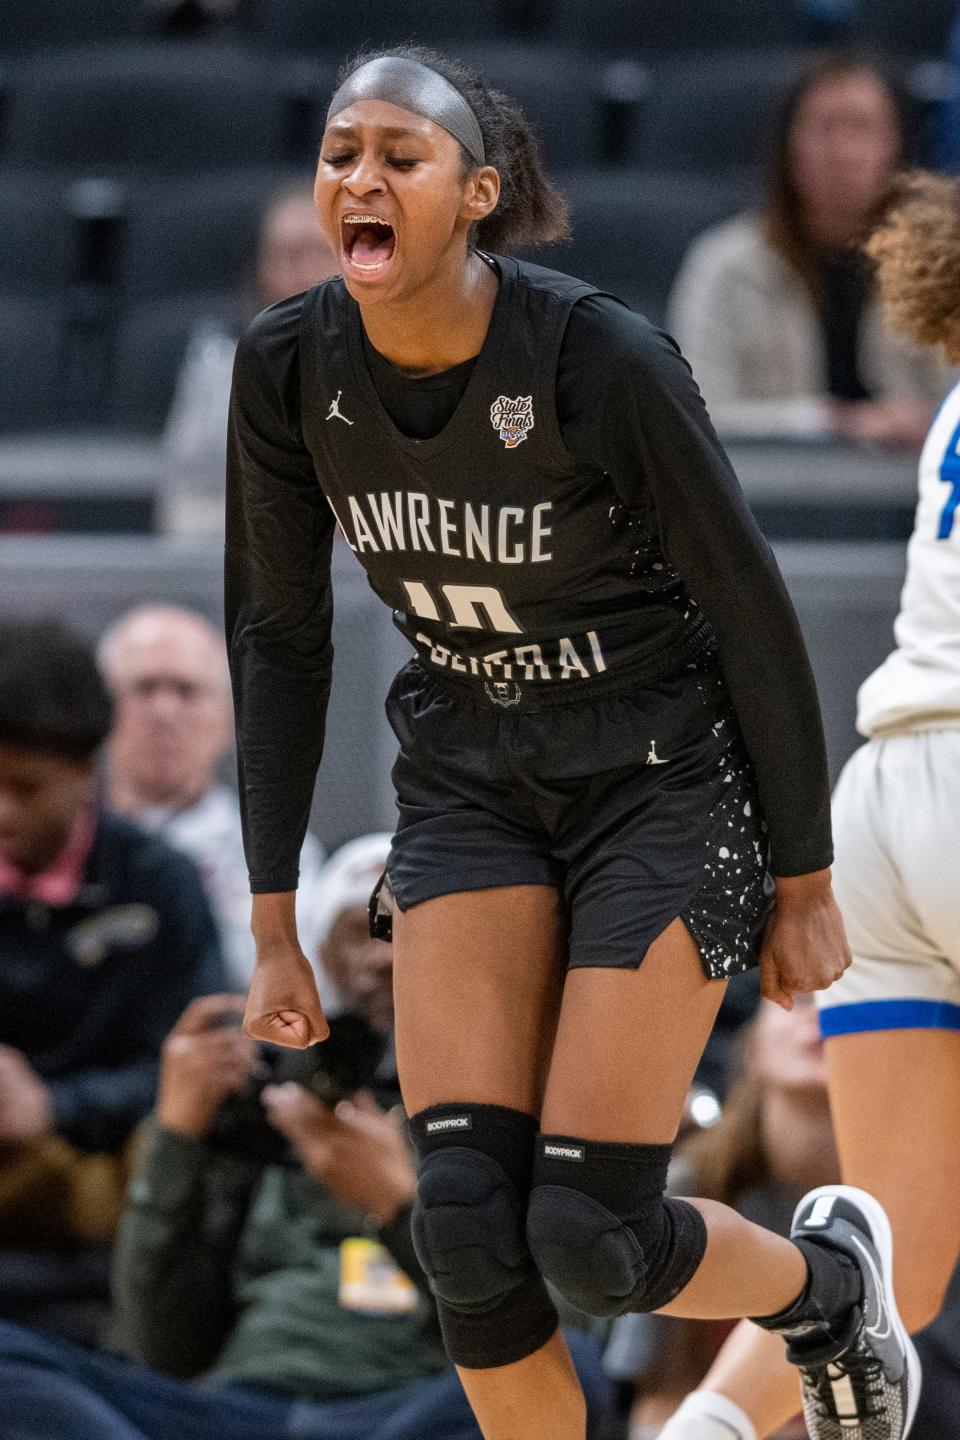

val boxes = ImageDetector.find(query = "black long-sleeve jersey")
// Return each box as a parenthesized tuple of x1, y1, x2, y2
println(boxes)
(226, 257, 833, 893)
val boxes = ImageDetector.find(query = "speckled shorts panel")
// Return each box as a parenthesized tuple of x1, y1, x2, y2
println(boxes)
(677, 670, 775, 979)
(385, 653, 773, 981)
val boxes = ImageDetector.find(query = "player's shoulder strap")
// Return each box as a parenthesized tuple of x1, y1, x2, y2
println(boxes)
(486, 254, 604, 467)
(298, 273, 350, 370)
(493, 252, 598, 309)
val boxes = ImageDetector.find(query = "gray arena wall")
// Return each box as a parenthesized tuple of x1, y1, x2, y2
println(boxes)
(0, 533, 905, 853)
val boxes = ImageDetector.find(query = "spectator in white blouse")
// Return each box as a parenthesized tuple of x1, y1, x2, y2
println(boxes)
(669, 53, 953, 447)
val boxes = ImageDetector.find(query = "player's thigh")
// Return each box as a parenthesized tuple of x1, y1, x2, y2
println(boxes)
(893, 731, 960, 970)
(823, 732, 960, 1325)
(831, 734, 960, 973)
(541, 916, 728, 1142)
(826, 1027, 960, 1332)
(393, 883, 566, 1117)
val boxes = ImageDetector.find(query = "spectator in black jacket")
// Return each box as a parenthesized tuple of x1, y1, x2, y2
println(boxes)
(0, 618, 225, 1260)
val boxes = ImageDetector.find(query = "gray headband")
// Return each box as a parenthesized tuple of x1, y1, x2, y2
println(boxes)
(326, 57, 486, 168)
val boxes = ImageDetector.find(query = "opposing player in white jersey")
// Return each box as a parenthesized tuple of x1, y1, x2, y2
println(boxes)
(659, 170, 960, 1440)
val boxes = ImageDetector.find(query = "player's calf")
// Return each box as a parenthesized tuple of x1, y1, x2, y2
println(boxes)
(757, 1185, 921, 1440)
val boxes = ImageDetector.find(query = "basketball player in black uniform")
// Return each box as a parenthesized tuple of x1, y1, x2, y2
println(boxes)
(226, 48, 916, 1440)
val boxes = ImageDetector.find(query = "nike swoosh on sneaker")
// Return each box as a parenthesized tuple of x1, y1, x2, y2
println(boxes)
(849, 1231, 892, 1341)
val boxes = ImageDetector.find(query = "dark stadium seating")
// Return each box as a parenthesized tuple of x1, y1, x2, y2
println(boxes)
(553, 0, 802, 54)
(0, 0, 137, 52)
(120, 172, 290, 302)
(456, 44, 604, 167)
(0, 172, 71, 294)
(1, 44, 333, 173)
(628, 50, 804, 172)
(854, 0, 957, 58)
(0, 299, 64, 431)
(0, 2, 950, 445)
(244, 0, 537, 52)
(531, 169, 750, 324)
(111, 294, 232, 431)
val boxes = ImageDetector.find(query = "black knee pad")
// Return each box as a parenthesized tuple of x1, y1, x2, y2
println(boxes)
(408, 1103, 558, 1368)
(526, 1134, 708, 1317)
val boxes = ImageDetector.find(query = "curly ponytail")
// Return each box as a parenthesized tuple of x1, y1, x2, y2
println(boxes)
(865, 170, 960, 363)
(335, 45, 570, 253)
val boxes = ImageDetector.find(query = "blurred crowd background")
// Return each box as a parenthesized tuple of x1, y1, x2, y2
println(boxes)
(6, 0, 960, 843)
(3, 2, 960, 1437)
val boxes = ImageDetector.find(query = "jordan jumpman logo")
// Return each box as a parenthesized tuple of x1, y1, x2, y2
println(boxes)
(326, 390, 354, 425)
(646, 740, 668, 765)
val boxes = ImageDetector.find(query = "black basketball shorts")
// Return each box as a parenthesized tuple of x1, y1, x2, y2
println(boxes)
(383, 651, 774, 980)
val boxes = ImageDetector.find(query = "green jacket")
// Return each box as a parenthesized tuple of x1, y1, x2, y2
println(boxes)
(113, 1120, 447, 1401)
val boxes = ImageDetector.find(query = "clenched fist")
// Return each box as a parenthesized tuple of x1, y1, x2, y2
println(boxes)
(244, 941, 330, 1049)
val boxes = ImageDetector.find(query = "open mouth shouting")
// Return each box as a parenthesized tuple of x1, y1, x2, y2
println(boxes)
(340, 212, 397, 280)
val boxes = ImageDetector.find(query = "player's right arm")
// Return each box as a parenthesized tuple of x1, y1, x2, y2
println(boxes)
(225, 298, 334, 1046)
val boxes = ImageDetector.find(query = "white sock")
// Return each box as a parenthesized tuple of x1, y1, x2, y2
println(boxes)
(655, 1389, 758, 1440)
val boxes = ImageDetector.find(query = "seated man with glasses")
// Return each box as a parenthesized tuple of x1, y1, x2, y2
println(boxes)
(98, 605, 326, 993)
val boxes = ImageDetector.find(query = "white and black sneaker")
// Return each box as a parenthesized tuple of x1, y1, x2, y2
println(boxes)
(787, 1185, 921, 1440)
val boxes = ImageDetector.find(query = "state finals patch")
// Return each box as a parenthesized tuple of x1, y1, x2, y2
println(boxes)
(490, 394, 534, 448)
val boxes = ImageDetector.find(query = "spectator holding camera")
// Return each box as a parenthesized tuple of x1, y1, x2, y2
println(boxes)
(100, 604, 326, 992)
(0, 618, 224, 1265)
(0, 833, 617, 1439)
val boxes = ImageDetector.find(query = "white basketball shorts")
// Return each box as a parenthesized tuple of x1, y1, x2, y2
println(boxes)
(817, 729, 960, 1038)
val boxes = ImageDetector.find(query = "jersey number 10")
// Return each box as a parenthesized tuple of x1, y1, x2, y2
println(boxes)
(401, 580, 523, 633)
